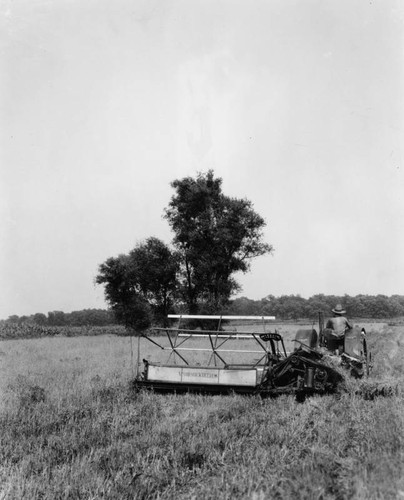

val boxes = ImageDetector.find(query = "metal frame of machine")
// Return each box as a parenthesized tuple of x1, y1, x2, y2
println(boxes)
(133, 313, 371, 397)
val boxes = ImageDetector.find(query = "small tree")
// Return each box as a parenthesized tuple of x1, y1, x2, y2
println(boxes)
(128, 237, 179, 324)
(112, 295, 152, 333)
(96, 238, 178, 331)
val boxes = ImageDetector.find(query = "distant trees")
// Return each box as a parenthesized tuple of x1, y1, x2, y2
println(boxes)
(227, 294, 404, 320)
(2, 294, 404, 328)
(3, 309, 116, 327)
(47, 311, 66, 326)
(7, 315, 19, 324)
(67, 309, 116, 326)
(33, 313, 47, 326)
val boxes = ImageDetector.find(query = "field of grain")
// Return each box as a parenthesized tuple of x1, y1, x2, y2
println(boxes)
(0, 322, 403, 499)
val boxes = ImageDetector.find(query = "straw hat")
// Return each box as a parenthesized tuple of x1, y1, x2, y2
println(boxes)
(332, 304, 346, 315)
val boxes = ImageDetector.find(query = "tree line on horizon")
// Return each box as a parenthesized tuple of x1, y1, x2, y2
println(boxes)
(227, 293, 404, 320)
(2, 294, 404, 327)
(2, 309, 116, 327)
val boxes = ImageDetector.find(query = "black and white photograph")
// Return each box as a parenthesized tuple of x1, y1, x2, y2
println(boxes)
(1, 1, 403, 498)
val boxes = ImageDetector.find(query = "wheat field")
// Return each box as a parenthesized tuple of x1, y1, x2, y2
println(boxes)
(0, 323, 403, 499)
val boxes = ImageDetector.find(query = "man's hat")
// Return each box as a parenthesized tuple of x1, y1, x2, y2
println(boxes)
(332, 304, 346, 315)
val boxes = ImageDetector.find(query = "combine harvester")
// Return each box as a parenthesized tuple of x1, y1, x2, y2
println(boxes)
(134, 314, 372, 399)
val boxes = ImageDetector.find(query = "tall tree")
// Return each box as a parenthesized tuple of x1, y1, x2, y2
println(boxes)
(165, 170, 273, 312)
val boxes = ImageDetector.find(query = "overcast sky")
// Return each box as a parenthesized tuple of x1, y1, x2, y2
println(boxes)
(1, 0, 403, 319)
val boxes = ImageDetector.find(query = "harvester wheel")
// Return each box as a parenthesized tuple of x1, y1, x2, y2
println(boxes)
(314, 369, 327, 382)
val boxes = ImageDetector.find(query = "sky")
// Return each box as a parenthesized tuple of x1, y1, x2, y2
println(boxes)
(1, 0, 403, 319)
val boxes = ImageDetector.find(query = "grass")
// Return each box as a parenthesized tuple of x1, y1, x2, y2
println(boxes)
(0, 324, 403, 499)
